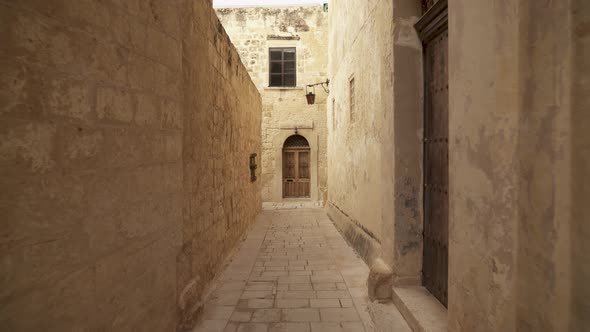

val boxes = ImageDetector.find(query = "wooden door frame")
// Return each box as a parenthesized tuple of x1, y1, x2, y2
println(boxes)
(415, 0, 448, 43)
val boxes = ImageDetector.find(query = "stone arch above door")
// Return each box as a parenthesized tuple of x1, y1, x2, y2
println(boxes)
(283, 134, 310, 149)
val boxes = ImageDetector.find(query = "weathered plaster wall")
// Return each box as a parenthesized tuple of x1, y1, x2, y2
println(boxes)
(514, 3, 573, 330)
(448, 1, 583, 330)
(326, 0, 398, 268)
(0, 0, 261, 330)
(327, 0, 424, 293)
(447, 1, 519, 329)
(388, 0, 423, 286)
(216, 6, 328, 204)
(328, 0, 587, 331)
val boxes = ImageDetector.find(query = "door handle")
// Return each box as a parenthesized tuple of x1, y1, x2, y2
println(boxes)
(286, 179, 294, 182)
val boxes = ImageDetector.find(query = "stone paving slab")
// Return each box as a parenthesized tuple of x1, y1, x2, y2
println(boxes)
(193, 209, 402, 332)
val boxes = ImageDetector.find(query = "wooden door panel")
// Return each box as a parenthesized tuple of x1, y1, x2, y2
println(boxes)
(298, 152, 310, 179)
(423, 25, 449, 306)
(285, 181, 294, 197)
(283, 149, 311, 198)
(284, 152, 296, 179)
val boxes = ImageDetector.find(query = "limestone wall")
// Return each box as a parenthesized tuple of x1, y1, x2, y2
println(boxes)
(448, 1, 583, 330)
(0, 0, 261, 330)
(326, 0, 394, 263)
(383, 0, 586, 329)
(446, 1, 520, 329)
(216, 6, 328, 204)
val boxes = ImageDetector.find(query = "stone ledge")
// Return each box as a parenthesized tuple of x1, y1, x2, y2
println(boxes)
(392, 286, 448, 332)
(264, 86, 304, 90)
(279, 120, 314, 129)
(267, 34, 301, 40)
(325, 202, 381, 265)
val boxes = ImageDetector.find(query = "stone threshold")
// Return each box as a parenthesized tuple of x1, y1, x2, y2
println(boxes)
(367, 301, 413, 332)
(262, 200, 323, 210)
(392, 286, 448, 332)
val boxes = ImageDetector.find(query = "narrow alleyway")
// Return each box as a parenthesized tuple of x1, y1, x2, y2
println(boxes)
(2, 0, 587, 330)
(194, 209, 410, 332)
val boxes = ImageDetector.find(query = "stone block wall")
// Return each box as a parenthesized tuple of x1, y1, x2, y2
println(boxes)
(0, 0, 261, 330)
(217, 6, 328, 204)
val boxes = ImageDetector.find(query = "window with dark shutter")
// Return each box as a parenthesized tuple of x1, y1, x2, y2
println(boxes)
(269, 47, 296, 87)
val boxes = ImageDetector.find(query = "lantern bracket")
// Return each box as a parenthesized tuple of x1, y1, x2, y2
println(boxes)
(304, 79, 330, 105)
(306, 79, 330, 94)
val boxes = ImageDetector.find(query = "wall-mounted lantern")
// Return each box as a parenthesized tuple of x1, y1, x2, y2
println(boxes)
(305, 79, 330, 105)
(249, 153, 257, 182)
(305, 89, 316, 105)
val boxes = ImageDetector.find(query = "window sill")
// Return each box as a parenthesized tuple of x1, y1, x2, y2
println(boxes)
(264, 86, 304, 91)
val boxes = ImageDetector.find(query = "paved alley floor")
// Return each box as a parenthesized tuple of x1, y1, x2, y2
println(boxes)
(193, 209, 384, 332)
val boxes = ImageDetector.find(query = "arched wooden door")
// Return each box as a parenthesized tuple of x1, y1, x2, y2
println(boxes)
(282, 135, 310, 198)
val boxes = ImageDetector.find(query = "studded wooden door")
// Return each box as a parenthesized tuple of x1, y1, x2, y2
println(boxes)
(283, 135, 311, 198)
(417, 0, 449, 307)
